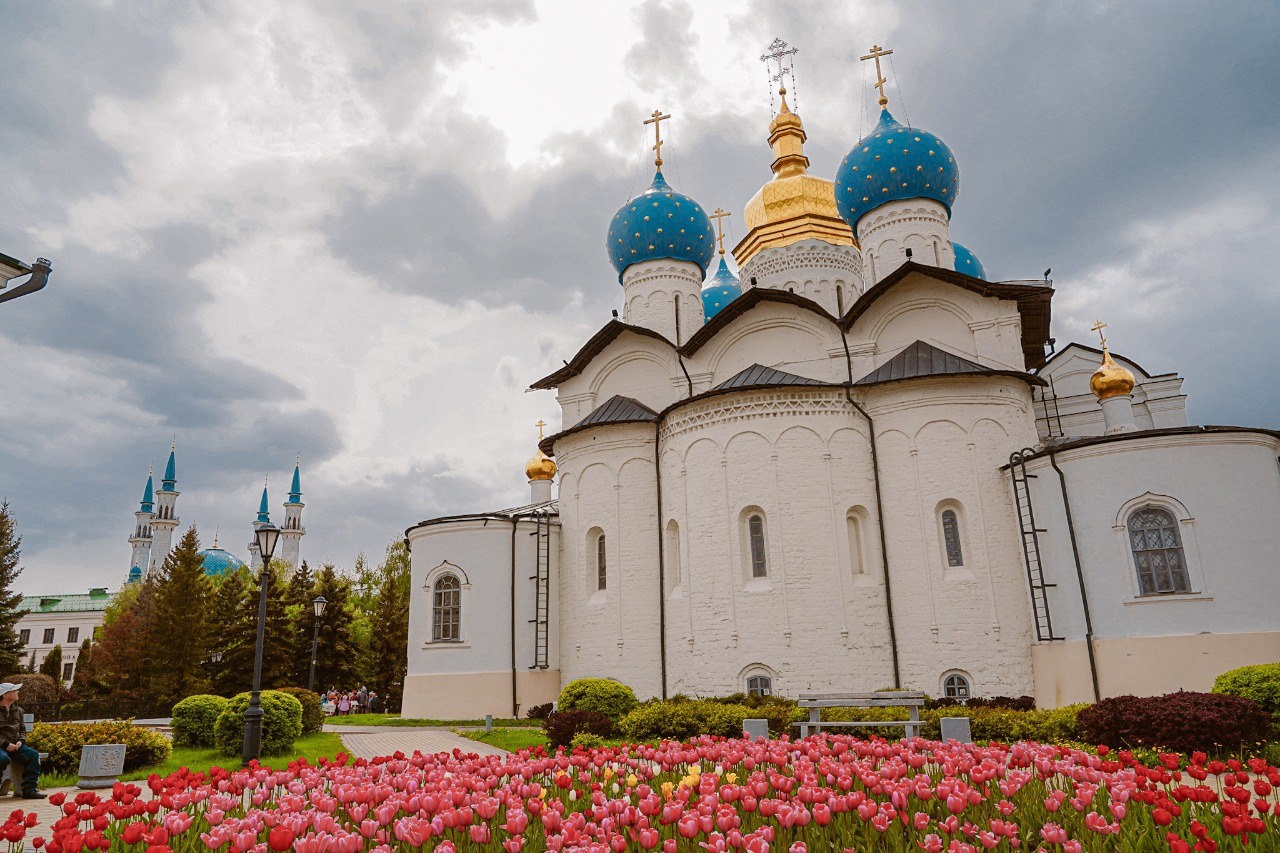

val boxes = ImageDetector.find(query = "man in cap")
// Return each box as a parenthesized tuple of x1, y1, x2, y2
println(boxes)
(0, 683, 43, 798)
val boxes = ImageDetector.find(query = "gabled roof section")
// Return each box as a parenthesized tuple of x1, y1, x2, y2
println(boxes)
(854, 340, 1047, 388)
(839, 261, 1053, 370)
(1039, 341, 1161, 380)
(530, 320, 674, 391)
(540, 395, 659, 452)
(712, 363, 827, 391)
(680, 288, 836, 357)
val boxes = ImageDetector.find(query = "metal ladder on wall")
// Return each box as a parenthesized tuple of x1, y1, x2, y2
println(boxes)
(1034, 374, 1065, 438)
(1009, 449, 1062, 641)
(528, 513, 551, 669)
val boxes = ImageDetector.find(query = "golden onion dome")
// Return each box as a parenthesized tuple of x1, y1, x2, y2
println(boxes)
(1090, 345, 1136, 400)
(734, 89, 855, 268)
(525, 447, 557, 481)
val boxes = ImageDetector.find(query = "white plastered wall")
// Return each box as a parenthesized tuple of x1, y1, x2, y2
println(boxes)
(1022, 431, 1280, 706)
(621, 260, 706, 345)
(738, 240, 864, 316)
(555, 334, 682, 427)
(684, 302, 848, 392)
(1035, 343, 1188, 439)
(856, 200, 954, 286)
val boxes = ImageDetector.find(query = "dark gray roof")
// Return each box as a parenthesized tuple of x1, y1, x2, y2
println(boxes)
(855, 340, 1046, 387)
(573, 395, 659, 428)
(712, 364, 827, 391)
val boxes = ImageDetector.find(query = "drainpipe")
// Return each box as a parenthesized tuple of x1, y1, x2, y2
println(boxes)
(654, 422, 668, 699)
(838, 326, 901, 689)
(1046, 450, 1101, 702)
(510, 517, 519, 717)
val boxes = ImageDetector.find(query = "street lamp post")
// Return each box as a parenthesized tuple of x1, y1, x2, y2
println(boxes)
(242, 522, 281, 766)
(307, 595, 328, 693)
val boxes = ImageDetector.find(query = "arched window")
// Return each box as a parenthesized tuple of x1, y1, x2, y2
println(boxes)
(941, 509, 964, 567)
(595, 530, 607, 591)
(748, 513, 767, 578)
(665, 520, 681, 590)
(673, 293, 682, 344)
(747, 674, 772, 697)
(943, 673, 971, 701)
(846, 509, 866, 576)
(836, 285, 845, 315)
(1127, 507, 1190, 595)
(432, 575, 461, 642)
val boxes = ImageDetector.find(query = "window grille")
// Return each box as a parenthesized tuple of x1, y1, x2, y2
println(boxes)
(18, 630, 28, 646)
(597, 534, 607, 591)
(62, 662, 74, 682)
(42, 628, 54, 644)
(941, 509, 964, 566)
(944, 673, 971, 700)
(747, 675, 772, 697)
(67, 627, 79, 644)
(1128, 507, 1191, 595)
(432, 575, 461, 642)
(748, 515, 767, 577)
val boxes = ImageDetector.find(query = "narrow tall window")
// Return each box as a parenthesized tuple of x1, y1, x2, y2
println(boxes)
(42, 628, 54, 644)
(836, 285, 845, 315)
(67, 627, 79, 644)
(665, 520, 681, 589)
(597, 532, 607, 591)
(432, 575, 461, 642)
(847, 512, 865, 576)
(1128, 507, 1191, 595)
(18, 630, 28, 646)
(944, 673, 971, 701)
(748, 514, 767, 578)
(941, 509, 964, 567)
(747, 674, 773, 697)
(62, 662, 74, 682)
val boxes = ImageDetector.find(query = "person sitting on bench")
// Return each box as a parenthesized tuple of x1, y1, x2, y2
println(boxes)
(0, 683, 43, 799)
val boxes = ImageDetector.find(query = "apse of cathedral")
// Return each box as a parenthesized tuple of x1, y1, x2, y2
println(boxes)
(401, 41, 1280, 720)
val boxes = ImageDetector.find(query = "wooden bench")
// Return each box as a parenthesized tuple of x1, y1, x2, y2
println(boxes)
(795, 691, 927, 739)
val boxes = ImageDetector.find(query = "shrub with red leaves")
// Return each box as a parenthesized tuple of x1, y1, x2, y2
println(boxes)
(1078, 690, 1271, 754)
(541, 709, 613, 748)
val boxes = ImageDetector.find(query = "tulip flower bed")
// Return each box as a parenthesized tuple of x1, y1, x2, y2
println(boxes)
(31, 735, 1280, 852)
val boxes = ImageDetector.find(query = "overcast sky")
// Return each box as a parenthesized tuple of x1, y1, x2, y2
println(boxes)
(2, 0, 1277, 594)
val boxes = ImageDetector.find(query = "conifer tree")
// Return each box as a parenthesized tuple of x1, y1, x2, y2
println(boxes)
(208, 567, 252, 696)
(148, 527, 214, 705)
(82, 580, 158, 707)
(367, 541, 411, 700)
(38, 644, 63, 682)
(0, 502, 29, 674)
(217, 563, 294, 693)
(283, 560, 317, 686)
(311, 564, 360, 692)
(69, 637, 97, 698)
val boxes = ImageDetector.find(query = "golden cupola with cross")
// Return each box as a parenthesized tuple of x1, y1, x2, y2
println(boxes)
(734, 41, 855, 269)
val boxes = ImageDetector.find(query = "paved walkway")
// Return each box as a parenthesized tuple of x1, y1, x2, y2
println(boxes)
(327, 724, 509, 760)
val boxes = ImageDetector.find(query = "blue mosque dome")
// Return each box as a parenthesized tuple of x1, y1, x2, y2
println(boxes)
(834, 109, 959, 231)
(127, 565, 142, 584)
(607, 170, 716, 282)
(701, 257, 742, 321)
(198, 547, 247, 578)
(951, 241, 987, 281)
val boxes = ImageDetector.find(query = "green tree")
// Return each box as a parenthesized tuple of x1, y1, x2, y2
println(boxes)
(0, 501, 30, 674)
(208, 567, 252, 696)
(83, 579, 159, 707)
(282, 561, 317, 686)
(148, 527, 215, 705)
(311, 564, 360, 692)
(69, 637, 97, 698)
(366, 541, 411, 701)
(216, 562, 295, 693)
(38, 644, 63, 681)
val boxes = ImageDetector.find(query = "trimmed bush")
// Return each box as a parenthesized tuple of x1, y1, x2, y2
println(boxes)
(27, 720, 171, 774)
(556, 678, 637, 721)
(213, 690, 303, 757)
(618, 700, 767, 741)
(3, 673, 59, 706)
(171, 694, 228, 747)
(542, 710, 613, 748)
(570, 732, 606, 750)
(820, 703, 1082, 743)
(1213, 663, 1280, 717)
(526, 702, 554, 720)
(275, 687, 324, 734)
(1078, 692, 1271, 754)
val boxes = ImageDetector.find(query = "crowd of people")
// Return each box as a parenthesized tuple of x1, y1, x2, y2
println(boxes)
(320, 686, 383, 716)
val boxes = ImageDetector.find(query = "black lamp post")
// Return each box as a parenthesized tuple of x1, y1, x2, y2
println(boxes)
(242, 521, 280, 766)
(307, 595, 327, 693)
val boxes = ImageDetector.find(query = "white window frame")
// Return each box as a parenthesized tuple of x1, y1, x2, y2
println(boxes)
(423, 561, 471, 648)
(1111, 493, 1206, 601)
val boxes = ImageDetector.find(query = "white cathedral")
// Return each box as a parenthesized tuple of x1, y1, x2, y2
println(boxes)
(126, 445, 308, 581)
(401, 45, 1280, 718)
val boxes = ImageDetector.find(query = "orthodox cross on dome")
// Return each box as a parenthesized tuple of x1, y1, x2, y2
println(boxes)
(710, 208, 731, 255)
(761, 37, 799, 115)
(535, 419, 547, 441)
(1091, 319, 1109, 348)
(860, 43, 894, 108)
(643, 109, 671, 168)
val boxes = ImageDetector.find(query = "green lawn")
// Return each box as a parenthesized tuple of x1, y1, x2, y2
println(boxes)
(460, 728, 549, 751)
(40, 731, 347, 788)
(328, 713, 532, 728)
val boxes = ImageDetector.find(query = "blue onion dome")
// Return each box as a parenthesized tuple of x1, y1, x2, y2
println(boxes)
(951, 241, 987, 280)
(834, 109, 959, 231)
(607, 170, 716, 282)
(198, 547, 248, 578)
(701, 257, 742, 321)
(127, 565, 143, 584)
